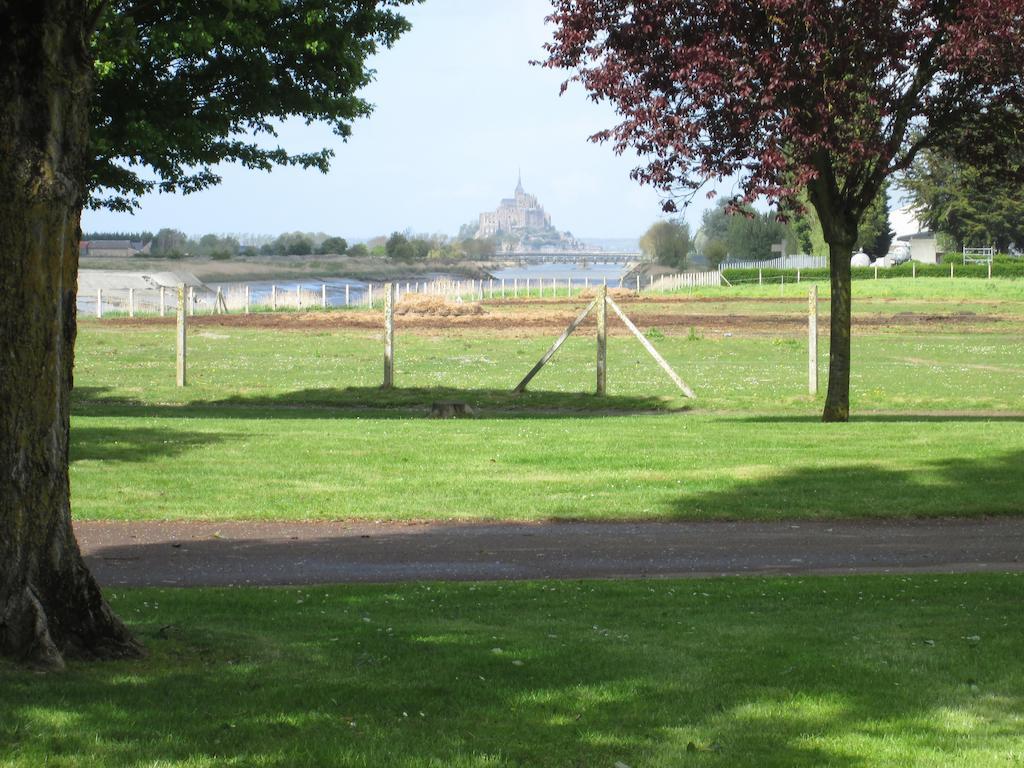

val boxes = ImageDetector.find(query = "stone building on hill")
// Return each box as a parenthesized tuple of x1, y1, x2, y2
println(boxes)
(475, 174, 583, 251)
(477, 174, 552, 237)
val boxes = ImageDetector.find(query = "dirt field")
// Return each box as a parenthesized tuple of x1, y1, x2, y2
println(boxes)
(106, 303, 1005, 335)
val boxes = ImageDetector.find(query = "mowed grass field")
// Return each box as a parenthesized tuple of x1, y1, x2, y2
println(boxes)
(3, 278, 1022, 768)
(70, 278, 1024, 522)
(3, 575, 1024, 767)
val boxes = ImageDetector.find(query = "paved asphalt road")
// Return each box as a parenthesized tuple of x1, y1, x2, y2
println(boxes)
(76, 518, 1024, 587)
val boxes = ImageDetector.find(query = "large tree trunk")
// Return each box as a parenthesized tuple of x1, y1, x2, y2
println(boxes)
(822, 241, 854, 422)
(0, 1, 142, 668)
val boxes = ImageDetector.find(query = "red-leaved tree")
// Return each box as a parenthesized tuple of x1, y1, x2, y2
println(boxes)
(544, 0, 1024, 421)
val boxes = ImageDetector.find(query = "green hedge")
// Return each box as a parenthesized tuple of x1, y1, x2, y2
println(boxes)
(723, 260, 1024, 282)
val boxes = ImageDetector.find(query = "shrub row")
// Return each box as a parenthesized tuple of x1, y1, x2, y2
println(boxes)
(723, 261, 1024, 283)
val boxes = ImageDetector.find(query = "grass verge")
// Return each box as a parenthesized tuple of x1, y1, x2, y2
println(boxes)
(2, 574, 1021, 767)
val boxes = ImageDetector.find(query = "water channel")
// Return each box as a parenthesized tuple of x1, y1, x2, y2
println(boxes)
(79, 261, 632, 314)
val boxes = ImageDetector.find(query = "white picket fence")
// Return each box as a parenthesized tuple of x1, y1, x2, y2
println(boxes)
(83, 270, 739, 319)
(723, 254, 827, 270)
(645, 271, 723, 291)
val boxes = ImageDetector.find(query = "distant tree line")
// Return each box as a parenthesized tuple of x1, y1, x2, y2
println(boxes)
(109, 229, 353, 259)
(84, 226, 505, 262)
(381, 231, 499, 261)
(643, 143, 1024, 271)
(81, 231, 154, 242)
(641, 190, 895, 270)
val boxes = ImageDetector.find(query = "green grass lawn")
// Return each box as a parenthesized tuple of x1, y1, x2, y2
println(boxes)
(71, 410, 1024, 521)
(2, 574, 1022, 767)
(69, 297, 1024, 522)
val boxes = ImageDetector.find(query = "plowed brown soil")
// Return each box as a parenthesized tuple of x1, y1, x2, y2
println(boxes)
(107, 306, 1002, 335)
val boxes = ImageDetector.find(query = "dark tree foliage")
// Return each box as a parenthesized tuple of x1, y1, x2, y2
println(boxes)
(856, 183, 894, 258)
(901, 141, 1024, 251)
(545, 0, 1024, 421)
(89, 0, 419, 211)
(701, 201, 792, 261)
(81, 230, 153, 241)
(319, 236, 349, 255)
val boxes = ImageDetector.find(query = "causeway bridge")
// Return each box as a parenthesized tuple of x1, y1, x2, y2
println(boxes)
(496, 250, 646, 265)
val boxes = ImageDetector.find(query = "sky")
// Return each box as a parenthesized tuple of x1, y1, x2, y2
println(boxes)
(82, 0, 733, 243)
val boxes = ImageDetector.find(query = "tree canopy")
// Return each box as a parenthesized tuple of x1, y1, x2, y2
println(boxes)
(699, 200, 791, 262)
(89, 0, 419, 211)
(639, 218, 691, 268)
(545, 0, 1024, 421)
(901, 143, 1024, 252)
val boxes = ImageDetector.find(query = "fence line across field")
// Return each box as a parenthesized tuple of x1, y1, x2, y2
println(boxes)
(723, 254, 827, 270)
(85, 271, 738, 317)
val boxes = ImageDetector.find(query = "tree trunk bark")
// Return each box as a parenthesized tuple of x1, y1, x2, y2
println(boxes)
(823, 240, 854, 422)
(0, 1, 142, 668)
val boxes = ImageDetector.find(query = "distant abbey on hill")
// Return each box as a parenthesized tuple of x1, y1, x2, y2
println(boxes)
(474, 174, 583, 252)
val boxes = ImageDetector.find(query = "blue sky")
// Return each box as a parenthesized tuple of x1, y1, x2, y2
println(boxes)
(82, 0, 733, 242)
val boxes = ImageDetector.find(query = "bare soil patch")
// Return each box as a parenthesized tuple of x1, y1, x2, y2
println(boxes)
(106, 308, 1005, 336)
(395, 294, 483, 317)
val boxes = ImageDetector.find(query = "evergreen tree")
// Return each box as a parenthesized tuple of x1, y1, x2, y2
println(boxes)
(901, 145, 1024, 252)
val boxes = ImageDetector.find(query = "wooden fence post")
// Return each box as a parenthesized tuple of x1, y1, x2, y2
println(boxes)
(383, 282, 395, 389)
(96, 288, 103, 319)
(912, 262, 916, 279)
(159, 286, 166, 317)
(950, 262, 954, 278)
(597, 283, 607, 396)
(296, 284, 302, 309)
(345, 284, 350, 306)
(758, 269, 763, 285)
(188, 286, 195, 316)
(808, 285, 818, 396)
(245, 285, 250, 314)
(988, 260, 992, 279)
(322, 284, 327, 309)
(368, 284, 373, 307)
(271, 285, 277, 311)
(176, 285, 187, 387)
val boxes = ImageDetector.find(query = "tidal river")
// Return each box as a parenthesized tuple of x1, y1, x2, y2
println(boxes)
(78, 261, 630, 314)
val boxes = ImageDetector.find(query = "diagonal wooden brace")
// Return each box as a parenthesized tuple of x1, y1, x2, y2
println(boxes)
(513, 298, 598, 393)
(605, 296, 696, 398)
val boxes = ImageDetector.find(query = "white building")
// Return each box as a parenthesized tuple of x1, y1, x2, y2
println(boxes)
(890, 206, 939, 264)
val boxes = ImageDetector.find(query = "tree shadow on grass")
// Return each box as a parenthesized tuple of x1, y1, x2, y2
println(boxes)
(2, 577, 1021, 767)
(671, 449, 1024, 520)
(70, 425, 228, 464)
(73, 385, 692, 420)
